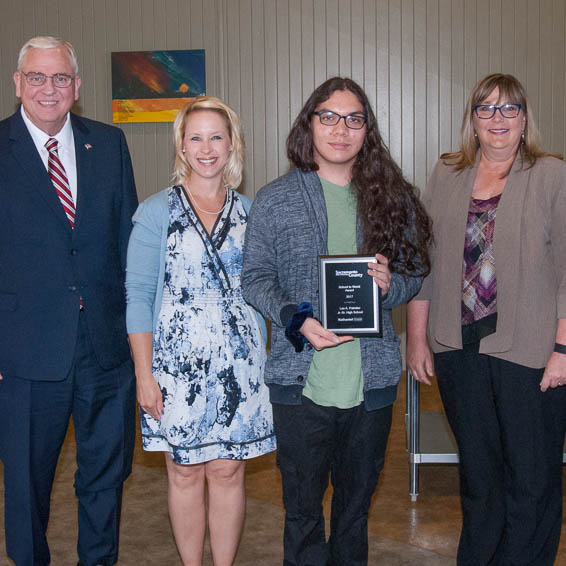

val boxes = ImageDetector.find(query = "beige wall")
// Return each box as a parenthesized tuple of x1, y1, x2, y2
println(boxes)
(2, 0, 565, 346)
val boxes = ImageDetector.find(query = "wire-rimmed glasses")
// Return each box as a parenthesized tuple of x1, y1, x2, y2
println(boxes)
(21, 72, 75, 88)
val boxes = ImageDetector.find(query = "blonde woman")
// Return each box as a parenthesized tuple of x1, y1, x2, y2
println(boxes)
(126, 97, 275, 565)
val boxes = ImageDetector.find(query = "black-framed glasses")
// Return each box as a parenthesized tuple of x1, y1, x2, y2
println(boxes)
(21, 71, 75, 88)
(313, 110, 367, 129)
(473, 103, 522, 119)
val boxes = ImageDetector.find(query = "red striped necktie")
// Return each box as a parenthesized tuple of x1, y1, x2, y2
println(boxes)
(45, 137, 75, 228)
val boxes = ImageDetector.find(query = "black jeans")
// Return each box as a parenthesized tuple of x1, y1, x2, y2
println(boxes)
(435, 349, 566, 566)
(272, 396, 393, 566)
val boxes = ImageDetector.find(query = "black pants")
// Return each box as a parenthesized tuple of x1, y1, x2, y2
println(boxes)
(435, 349, 566, 566)
(272, 396, 393, 566)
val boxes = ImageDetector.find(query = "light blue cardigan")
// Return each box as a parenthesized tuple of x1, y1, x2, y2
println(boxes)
(125, 187, 267, 341)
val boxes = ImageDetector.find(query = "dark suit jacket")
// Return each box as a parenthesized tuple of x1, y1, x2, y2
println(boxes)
(0, 109, 138, 381)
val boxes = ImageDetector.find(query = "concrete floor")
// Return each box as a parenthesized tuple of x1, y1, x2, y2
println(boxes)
(1, 374, 565, 564)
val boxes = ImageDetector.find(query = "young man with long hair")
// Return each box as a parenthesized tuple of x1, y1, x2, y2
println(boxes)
(242, 77, 431, 565)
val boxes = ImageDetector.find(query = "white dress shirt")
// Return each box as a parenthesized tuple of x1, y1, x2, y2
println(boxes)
(20, 106, 78, 205)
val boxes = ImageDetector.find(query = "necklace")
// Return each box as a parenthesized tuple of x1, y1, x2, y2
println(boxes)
(184, 184, 228, 215)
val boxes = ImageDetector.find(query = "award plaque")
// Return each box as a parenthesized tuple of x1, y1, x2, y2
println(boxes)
(319, 255, 382, 337)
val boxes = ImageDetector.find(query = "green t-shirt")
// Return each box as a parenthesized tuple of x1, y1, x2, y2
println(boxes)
(302, 177, 364, 408)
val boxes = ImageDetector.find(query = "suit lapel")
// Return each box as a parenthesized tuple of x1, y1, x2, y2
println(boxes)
(481, 154, 528, 352)
(70, 114, 93, 234)
(9, 111, 72, 230)
(433, 160, 478, 349)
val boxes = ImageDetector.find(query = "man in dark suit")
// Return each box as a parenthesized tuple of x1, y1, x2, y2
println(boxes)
(0, 36, 138, 566)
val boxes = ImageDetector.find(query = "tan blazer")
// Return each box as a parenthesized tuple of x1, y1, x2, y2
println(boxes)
(417, 153, 566, 369)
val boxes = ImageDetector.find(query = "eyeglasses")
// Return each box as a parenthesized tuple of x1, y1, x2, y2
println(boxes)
(313, 110, 367, 130)
(473, 103, 522, 119)
(21, 72, 75, 88)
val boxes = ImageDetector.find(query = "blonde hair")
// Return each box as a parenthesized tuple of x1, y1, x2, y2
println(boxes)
(18, 36, 78, 74)
(442, 73, 557, 171)
(172, 97, 245, 188)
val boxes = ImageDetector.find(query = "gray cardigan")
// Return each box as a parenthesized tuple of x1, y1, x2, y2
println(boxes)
(242, 169, 423, 410)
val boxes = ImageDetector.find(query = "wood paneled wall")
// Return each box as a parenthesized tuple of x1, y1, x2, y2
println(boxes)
(1, 0, 565, 347)
(2, 0, 565, 200)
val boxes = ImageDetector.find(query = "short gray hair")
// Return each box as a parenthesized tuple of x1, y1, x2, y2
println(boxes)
(17, 36, 79, 74)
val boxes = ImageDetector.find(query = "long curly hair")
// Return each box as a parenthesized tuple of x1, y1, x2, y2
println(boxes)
(287, 77, 431, 276)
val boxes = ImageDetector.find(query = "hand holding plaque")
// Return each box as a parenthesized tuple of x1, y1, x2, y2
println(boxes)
(319, 255, 382, 337)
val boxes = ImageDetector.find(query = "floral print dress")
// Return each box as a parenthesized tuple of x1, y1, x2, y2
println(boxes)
(140, 186, 275, 464)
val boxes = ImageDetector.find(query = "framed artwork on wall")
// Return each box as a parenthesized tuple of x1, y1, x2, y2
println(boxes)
(111, 49, 205, 123)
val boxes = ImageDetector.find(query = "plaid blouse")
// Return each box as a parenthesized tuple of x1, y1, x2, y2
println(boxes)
(461, 193, 502, 325)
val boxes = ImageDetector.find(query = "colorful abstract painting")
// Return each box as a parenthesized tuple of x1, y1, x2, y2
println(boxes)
(111, 50, 206, 123)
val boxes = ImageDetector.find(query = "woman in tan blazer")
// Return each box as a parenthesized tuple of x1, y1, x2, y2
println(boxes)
(407, 73, 566, 566)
